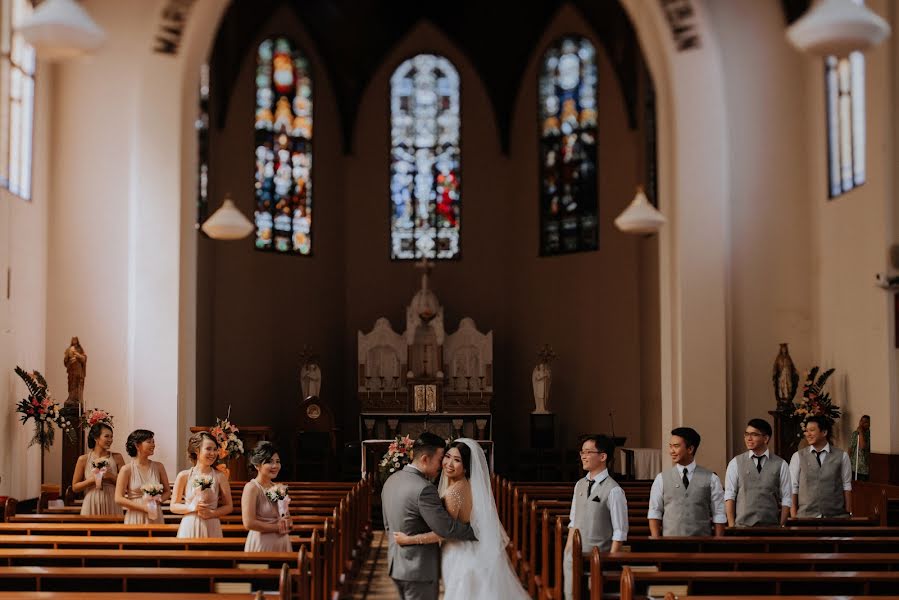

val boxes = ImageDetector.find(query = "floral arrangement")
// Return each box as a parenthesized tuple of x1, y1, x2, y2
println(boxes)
(82, 408, 114, 430)
(210, 407, 243, 477)
(141, 482, 165, 520)
(265, 484, 291, 518)
(193, 474, 215, 491)
(13, 367, 76, 450)
(378, 435, 414, 482)
(141, 482, 165, 496)
(793, 366, 841, 432)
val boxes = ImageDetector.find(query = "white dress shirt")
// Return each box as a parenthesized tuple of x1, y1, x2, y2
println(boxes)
(647, 461, 728, 524)
(789, 443, 853, 494)
(568, 469, 629, 542)
(724, 449, 793, 507)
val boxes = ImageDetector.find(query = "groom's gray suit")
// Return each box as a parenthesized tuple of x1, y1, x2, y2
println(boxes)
(382, 464, 476, 600)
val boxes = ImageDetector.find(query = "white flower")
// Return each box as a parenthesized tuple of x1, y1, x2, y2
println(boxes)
(389, 468, 395, 473)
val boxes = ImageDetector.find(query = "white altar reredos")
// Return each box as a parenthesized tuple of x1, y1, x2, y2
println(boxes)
(357, 265, 493, 441)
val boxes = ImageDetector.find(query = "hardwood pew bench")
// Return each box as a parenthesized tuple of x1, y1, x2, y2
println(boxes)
(626, 535, 899, 554)
(0, 523, 322, 538)
(0, 534, 310, 551)
(0, 594, 265, 599)
(0, 548, 299, 569)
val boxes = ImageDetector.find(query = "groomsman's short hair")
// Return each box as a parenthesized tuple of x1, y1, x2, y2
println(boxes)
(747, 418, 772, 438)
(579, 433, 615, 467)
(671, 427, 701, 453)
(805, 415, 830, 434)
(412, 431, 447, 459)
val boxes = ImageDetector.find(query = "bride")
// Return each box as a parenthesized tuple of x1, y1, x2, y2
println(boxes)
(394, 438, 529, 599)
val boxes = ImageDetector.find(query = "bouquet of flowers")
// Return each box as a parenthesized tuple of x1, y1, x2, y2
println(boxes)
(210, 407, 243, 478)
(793, 366, 841, 432)
(82, 408, 114, 430)
(141, 482, 165, 519)
(90, 457, 110, 489)
(378, 435, 414, 483)
(13, 367, 76, 450)
(265, 483, 291, 518)
(190, 473, 215, 511)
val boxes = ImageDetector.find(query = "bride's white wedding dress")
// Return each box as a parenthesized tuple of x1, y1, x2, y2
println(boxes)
(439, 439, 530, 600)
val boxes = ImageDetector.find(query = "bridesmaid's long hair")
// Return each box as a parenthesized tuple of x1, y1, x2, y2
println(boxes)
(87, 423, 113, 449)
(125, 429, 154, 457)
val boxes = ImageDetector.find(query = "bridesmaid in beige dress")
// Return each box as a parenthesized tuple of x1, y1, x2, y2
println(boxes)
(170, 431, 233, 538)
(72, 423, 125, 516)
(114, 429, 171, 524)
(242, 441, 292, 552)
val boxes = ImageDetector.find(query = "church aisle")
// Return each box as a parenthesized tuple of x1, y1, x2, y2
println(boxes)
(347, 530, 445, 600)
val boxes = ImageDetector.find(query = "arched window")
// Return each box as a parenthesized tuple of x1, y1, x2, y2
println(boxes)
(254, 37, 313, 255)
(538, 36, 598, 255)
(825, 51, 864, 198)
(0, 0, 35, 200)
(390, 54, 461, 260)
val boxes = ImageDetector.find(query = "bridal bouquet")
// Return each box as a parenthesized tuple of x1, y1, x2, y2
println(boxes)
(91, 457, 109, 489)
(378, 435, 414, 483)
(265, 484, 291, 518)
(13, 367, 76, 450)
(141, 482, 165, 520)
(190, 474, 215, 511)
(793, 366, 841, 433)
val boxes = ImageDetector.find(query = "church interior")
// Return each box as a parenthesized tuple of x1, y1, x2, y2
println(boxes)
(1, 0, 899, 597)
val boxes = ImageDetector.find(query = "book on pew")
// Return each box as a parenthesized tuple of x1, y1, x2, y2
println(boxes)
(647, 584, 688, 599)
(627, 565, 659, 573)
(237, 562, 270, 570)
(214, 582, 253, 593)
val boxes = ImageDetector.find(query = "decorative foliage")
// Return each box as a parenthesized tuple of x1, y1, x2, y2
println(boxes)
(390, 54, 461, 260)
(254, 37, 314, 255)
(81, 408, 114, 430)
(792, 367, 841, 431)
(13, 367, 76, 450)
(378, 435, 414, 482)
(210, 408, 244, 475)
(538, 36, 598, 256)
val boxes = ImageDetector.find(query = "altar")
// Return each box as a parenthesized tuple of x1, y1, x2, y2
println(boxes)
(357, 262, 494, 442)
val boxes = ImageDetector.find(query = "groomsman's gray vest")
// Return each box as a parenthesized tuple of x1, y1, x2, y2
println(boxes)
(661, 465, 713, 536)
(572, 475, 621, 553)
(734, 452, 785, 526)
(797, 446, 847, 517)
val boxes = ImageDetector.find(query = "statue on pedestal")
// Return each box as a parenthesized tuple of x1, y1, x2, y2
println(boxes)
(299, 348, 322, 400)
(772, 342, 799, 411)
(532, 344, 556, 414)
(63, 337, 87, 408)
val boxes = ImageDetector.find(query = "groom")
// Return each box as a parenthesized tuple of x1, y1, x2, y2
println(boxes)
(382, 431, 477, 600)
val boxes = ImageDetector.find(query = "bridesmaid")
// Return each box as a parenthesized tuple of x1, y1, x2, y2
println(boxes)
(114, 429, 171, 524)
(170, 431, 232, 538)
(242, 441, 292, 552)
(72, 423, 125, 516)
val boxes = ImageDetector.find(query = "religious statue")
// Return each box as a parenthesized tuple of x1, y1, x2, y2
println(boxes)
(299, 349, 322, 399)
(532, 344, 556, 414)
(772, 342, 799, 411)
(63, 337, 87, 408)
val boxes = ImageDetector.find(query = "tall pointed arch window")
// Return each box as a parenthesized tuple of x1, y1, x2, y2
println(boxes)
(254, 37, 313, 255)
(390, 54, 461, 260)
(825, 51, 864, 198)
(0, 0, 35, 200)
(538, 37, 598, 256)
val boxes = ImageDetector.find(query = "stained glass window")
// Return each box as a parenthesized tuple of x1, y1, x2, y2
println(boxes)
(825, 51, 865, 198)
(0, 0, 35, 200)
(254, 38, 313, 255)
(538, 37, 597, 256)
(390, 54, 461, 260)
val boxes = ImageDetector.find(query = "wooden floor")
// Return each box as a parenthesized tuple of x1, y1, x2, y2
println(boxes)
(348, 531, 445, 600)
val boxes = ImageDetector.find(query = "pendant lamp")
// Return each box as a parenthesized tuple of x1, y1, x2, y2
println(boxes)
(201, 195, 254, 240)
(16, 0, 106, 61)
(787, 0, 890, 56)
(614, 186, 667, 234)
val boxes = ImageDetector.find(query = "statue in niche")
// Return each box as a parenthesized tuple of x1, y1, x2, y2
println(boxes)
(532, 344, 556, 414)
(409, 323, 442, 379)
(299, 349, 322, 399)
(772, 342, 799, 411)
(63, 337, 87, 408)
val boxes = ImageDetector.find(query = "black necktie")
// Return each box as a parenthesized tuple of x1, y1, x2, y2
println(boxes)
(587, 478, 595, 496)
(754, 455, 764, 473)
(813, 450, 822, 466)
(682, 467, 690, 488)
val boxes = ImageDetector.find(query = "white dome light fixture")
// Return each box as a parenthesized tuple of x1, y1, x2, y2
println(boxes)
(201, 195, 254, 240)
(614, 186, 667, 235)
(16, 0, 106, 61)
(787, 0, 890, 57)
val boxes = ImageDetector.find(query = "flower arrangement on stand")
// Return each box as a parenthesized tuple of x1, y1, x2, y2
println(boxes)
(81, 408, 114, 430)
(210, 407, 243, 479)
(792, 366, 841, 433)
(378, 435, 414, 484)
(13, 367, 76, 450)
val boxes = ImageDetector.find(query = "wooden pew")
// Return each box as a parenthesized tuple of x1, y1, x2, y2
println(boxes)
(627, 535, 899, 553)
(0, 595, 262, 599)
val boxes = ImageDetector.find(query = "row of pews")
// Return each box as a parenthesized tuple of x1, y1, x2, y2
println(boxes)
(493, 476, 899, 600)
(0, 479, 372, 600)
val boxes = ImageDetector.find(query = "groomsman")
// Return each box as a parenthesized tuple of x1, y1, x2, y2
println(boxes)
(724, 418, 792, 527)
(648, 427, 726, 537)
(790, 415, 853, 518)
(564, 434, 628, 600)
